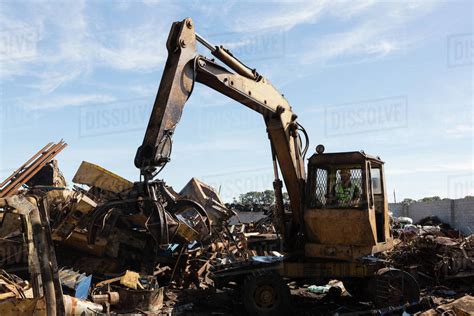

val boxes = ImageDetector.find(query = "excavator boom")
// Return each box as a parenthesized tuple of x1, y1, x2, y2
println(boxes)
(135, 18, 307, 239)
(135, 19, 412, 313)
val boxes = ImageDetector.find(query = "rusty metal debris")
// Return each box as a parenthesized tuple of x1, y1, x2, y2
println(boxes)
(385, 216, 474, 283)
(0, 141, 244, 315)
(0, 148, 473, 315)
(419, 295, 474, 315)
(72, 161, 134, 194)
(0, 141, 67, 198)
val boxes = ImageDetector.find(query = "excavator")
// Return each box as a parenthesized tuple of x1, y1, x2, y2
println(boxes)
(134, 18, 420, 315)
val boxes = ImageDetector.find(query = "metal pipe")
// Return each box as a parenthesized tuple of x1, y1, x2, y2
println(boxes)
(195, 32, 258, 80)
(195, 33, 215, 52)
(64, 295, 103, 315)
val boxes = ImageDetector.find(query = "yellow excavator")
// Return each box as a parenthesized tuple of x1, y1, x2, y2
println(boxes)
(135, 18, 419, 315)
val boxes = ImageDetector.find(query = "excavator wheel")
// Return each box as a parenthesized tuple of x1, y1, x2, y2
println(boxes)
(241, 272, 291, 316)
(343, 278, 371, 301)
(369, 268, 420, 308)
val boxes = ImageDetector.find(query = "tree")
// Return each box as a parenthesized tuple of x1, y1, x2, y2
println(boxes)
(233, 190, 291, 207)
(401, 198, 415, 205)
(235, 190, 275, 205)
(418, 196, 441, 202)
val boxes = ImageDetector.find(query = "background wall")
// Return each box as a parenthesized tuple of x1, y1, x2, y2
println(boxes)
(389, 198, 474, 235)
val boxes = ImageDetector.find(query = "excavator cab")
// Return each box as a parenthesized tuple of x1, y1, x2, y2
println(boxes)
(304, 147, 393, 261)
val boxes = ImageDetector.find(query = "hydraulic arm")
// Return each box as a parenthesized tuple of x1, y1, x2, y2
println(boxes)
(134, 18, 307, 241)
(133, 19, 413, 314)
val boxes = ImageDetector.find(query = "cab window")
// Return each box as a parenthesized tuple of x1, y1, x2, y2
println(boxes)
(309, 165, 365, 209)
(371, 167, 382, 195)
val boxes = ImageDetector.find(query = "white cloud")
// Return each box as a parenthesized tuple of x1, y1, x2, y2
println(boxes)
(299, 23, 403, 65)
(224, 1, 439, 67)
(128, 84, 158, 97)
(0, 0, 448, 110)
(328, 0, 378, 19)
(365, 40, 399, 55)
(92, 24, 168, 71)
(299, 2, 438, 66)
(26, 69, 84, 94)
(229, 1, 380, 33)
(21, 93, 116, 110)
(0, 1, 171, 92)
(231, 1, 328, 33)
(445, 123, 474, 138)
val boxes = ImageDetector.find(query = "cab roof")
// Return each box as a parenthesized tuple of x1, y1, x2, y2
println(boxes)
(308, 151, 384, 166)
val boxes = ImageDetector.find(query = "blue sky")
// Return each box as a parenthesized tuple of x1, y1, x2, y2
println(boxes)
(0, 1, 472, 202)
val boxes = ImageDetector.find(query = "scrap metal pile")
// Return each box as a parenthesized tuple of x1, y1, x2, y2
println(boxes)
(0, 141, 265, 315)
(0, 141, 473, 315)
(380, 215, 474, 316)
(388, 215, 474, 283)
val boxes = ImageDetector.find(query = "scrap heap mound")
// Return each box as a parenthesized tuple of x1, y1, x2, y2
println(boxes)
(0, 142, 283, 315)
(387, 215, 474, 284)
(0, 142, 472, 315)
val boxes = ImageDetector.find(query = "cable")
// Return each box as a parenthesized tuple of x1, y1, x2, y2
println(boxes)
(150, 130, 174, 178)
(297, 122, 310, 159)
(189, 56, 198, 99)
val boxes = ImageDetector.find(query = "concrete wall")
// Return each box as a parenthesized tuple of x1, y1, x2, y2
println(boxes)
(389, 198, 474, 235)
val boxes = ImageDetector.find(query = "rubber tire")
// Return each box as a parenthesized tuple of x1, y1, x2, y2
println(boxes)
(242, 273, 291, 316)
(343, 278, 371, 301)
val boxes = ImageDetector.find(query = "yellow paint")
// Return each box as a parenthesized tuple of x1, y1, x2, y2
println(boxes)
(72, 161, 133, 193)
